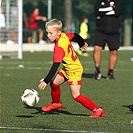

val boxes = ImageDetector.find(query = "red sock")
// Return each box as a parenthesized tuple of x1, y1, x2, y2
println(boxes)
(50, 81, 61, 103)
(74, 94, 99, 111)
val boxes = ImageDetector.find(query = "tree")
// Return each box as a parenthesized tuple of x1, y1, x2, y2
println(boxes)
(64, 0, 72, 32)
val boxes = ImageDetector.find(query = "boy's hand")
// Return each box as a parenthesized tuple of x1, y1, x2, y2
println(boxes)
(80, 42, 88, 52)
(38, 81, 47, 90)
(42, 16, 47, 21)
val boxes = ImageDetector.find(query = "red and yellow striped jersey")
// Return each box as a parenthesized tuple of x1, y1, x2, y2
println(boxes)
(53, 33, 82, 72)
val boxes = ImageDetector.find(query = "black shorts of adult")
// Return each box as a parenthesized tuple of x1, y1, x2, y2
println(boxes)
(94, 31, 120, 51)
(28, 28, 40, 37)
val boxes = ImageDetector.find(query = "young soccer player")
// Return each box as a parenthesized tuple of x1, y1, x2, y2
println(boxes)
(38, 18, 105, 118)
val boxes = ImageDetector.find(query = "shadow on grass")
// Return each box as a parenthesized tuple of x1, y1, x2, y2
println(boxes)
(122, 105, 133, 114)
(16, 115, 34, 118)
(82, 72, 106, 79)
(16, 106, 41, 118)
(42, 110, 89, 117)
(21, 106, 88, 117)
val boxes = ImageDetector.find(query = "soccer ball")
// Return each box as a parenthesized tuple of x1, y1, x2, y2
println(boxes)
(21, 89, 40, 107)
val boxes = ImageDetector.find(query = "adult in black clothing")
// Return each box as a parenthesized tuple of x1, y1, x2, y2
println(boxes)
(93, 0, 121, 80)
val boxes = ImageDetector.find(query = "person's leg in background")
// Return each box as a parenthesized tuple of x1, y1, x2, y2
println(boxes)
(38, 28, 46, 44)
(93, 45, 102, 79)
(106, 50, 118, 79)
(27, 29, 32, 43)
(106, 34, 120, 79)
(93, 31, 104, 79)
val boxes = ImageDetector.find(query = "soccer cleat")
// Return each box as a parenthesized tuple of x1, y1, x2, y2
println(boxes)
(42, 103, 62, 112)
(93, 71, 101, 80)
(128, 105, 133, 110)
(89, 108, 105, 118)
(106, 74, 115, 80)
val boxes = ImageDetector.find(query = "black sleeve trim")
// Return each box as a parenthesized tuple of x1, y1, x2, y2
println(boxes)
(43, 62, 60, 84)
(71, 33, 85, 48)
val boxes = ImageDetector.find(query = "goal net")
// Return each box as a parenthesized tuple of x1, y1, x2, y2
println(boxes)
(0, 0, 22, 59)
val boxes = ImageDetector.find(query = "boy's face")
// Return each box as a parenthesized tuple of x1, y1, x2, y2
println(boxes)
(34, 8, 39, 15)
(46, 27, 61, 42)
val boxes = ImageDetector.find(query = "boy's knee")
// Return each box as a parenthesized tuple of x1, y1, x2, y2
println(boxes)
(50, 81, 59, 89)
(73, 94, 81, 101)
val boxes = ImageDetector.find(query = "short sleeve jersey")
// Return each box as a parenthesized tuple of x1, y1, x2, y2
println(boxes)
(79, 22, 88, 39)
(28, 13, 41, 29)
(53, 33, 82, 72)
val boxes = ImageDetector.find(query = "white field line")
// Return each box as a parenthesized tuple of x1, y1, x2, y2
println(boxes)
(0, 66, 50, 70)
(0, 61, 53, 65)
(0, 126, 111, 133)
(0, 60, 131, 64)
(0, 66, 131, 72)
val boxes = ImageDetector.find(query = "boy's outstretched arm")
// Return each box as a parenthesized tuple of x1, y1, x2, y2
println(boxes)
(71, 33, 85, 47)
(80, 42, 88, 52)
(71, 33, 88, 51)
(38, 62, 60, 90)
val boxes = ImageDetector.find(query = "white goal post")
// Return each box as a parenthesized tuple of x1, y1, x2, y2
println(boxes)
(0, 0, 23, 59)
(18, 0, 23, 59)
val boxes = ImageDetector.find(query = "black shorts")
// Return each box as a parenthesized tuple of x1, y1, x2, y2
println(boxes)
(94, 31, 120, 50)
(28, 28, 39, 37)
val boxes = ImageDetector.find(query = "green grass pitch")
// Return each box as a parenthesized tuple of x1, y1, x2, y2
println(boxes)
(0, 50, 133, 133)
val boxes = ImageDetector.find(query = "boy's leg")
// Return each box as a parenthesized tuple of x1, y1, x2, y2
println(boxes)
(70, 84, 105, 118)
(70, 84, 99, 111)
(42, 73, 65, 112)
(50, 81, 61, 103)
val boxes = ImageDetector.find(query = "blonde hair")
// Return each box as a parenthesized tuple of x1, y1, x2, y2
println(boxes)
(45, 18, 62, 30)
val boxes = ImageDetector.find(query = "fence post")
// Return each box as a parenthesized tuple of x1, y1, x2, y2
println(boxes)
(123, 19, 132, 46)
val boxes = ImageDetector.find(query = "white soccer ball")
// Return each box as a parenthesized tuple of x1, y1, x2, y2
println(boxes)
(21, 89, 40, 107)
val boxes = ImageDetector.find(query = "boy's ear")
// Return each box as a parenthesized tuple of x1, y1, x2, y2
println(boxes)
(58, 30, 61, 35)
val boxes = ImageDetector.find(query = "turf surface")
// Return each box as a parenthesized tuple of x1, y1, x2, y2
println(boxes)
(0, 50, 133, 133)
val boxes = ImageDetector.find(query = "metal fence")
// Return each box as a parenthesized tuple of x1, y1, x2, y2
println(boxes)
(0, 0, 22, 59)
